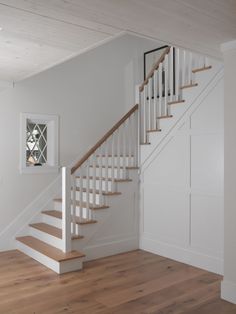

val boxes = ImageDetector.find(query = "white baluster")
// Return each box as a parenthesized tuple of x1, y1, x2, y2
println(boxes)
(122, 121, 127, 179)
(159, 62, 163, 117)
(128, 113, 135, 167)
(98, 147, 103, 203)
(117, 127, 121, 179)
(136, 109, 140, 167)
(164, 55, 168, 116)
(170, 47, 173, 102)
(105, 140, 109, 193)
(182, 49, 186, 86)
(148, 78, 152, 130)
(86, 160, 90, 220)
(62, 167, 71, 253)
(189, 52, 192, 84)
(111, 134, 115, 192)
(175, 48, 180, 101)
(153, 70, 157, 129)
(79, 166, 83, 219)
(72, 172, 76, 236)
(143, 85, 147, 141)
(92, 153, 96, 211)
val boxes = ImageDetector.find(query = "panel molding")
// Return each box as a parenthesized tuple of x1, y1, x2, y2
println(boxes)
(140, 234, 223, 275)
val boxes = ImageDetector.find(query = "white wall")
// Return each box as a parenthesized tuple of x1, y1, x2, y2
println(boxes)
(221, 40, 236, 304)
(0, 33, 161, 249)
(140, 74, 224, 274)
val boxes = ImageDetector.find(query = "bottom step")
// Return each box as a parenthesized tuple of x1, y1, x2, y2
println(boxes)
(16, 236, 85, 274)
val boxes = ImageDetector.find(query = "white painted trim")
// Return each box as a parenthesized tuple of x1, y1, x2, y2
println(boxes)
(16, 240, 83, 274)
(140, 236, 223, 275)
(141, 65, 224, 170)
(221, 280, 236, 304)
(20, 112, 59, 174)
(221, 40, 236, 53)
(83, 235, 139, 261)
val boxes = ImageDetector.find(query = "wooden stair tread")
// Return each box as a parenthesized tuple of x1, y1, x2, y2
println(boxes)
(76, 176, 132, 183)
(42, 210, 97, 225)
(96, 155, 134, 157)
(54, 198, 109, 210)
(75, 187, 121, 196)
(157, 115, 173, 119)
(192, 66, 212, 73)
(168, 100, 185, 105)
(76, 176, 113, 181)
(89, 165, 137, 170)
(29, 223, 83, 240)
(180, 83, 198, 89)
(146, 129, 161, 133)
(114, 178, 132, 182)
(16, 236, 85, 262)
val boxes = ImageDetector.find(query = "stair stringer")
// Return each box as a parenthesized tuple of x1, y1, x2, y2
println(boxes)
(141, 59, 223, 166)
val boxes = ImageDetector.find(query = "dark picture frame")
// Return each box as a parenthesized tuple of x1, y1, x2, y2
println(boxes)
(144, 45, 175, 98)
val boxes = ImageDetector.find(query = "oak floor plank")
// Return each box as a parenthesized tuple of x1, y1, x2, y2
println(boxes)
(0, 249, 235, 314)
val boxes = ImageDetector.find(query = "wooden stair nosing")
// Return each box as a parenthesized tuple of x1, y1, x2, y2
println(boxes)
(168, 100, 185, 105)
(88, 165, 138, 170)
(180, 83, 198, 90)
(76, 176, 133, 183)
(16, 236, 85, 262)
(157, 115, 173, 120)
(76, 176, 113, 181)
(42, 210, 97, 225)
(96, 154, 134, 158)
(74, 187, 121, 196)
(146, 129, 162, 133)
(29, 223, 83, 240)
(54, 198, 109, 210)
(114, 178, 132, 182)
(192, 65, 212, 73)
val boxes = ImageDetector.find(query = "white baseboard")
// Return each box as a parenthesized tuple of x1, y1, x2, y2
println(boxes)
(221, 280, 236, 304)
(140, 235, 223, 275)
(84, 235, 139, 261)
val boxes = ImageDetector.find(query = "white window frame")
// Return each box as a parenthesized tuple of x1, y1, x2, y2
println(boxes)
(20, 113, 59, 174)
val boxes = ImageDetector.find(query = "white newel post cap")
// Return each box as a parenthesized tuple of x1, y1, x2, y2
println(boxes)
(221, 40, 236, 53)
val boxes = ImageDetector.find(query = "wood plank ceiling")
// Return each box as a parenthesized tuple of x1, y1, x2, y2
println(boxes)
(0, 0, 235, 84)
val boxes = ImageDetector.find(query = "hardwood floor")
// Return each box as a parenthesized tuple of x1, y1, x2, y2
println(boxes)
(0, 249, 235, 314)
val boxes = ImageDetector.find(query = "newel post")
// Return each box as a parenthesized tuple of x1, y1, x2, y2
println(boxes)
(62, 166, 72, 253)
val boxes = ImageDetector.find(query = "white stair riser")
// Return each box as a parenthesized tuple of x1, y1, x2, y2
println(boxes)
(76, 178, 113, 191)
(16, 241, 83, 274)
(54, 202, 97, 218)
(94, 156, 134, 167)
(72, 190, 102, 205)
(88, 167, 127, 178)
(42, 214, 62, 229)
(29, 226, 63, 250)
(42, 213, 98, 234)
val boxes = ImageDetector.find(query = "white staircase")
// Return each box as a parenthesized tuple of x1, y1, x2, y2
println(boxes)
(16, 45, 215, 274)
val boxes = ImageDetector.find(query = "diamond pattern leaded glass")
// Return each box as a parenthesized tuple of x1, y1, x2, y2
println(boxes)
(26, 120, 47, 166)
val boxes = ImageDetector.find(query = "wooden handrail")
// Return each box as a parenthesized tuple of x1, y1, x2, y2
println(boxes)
(139, 46, 171, 92)
(71, 104, 138, 174)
